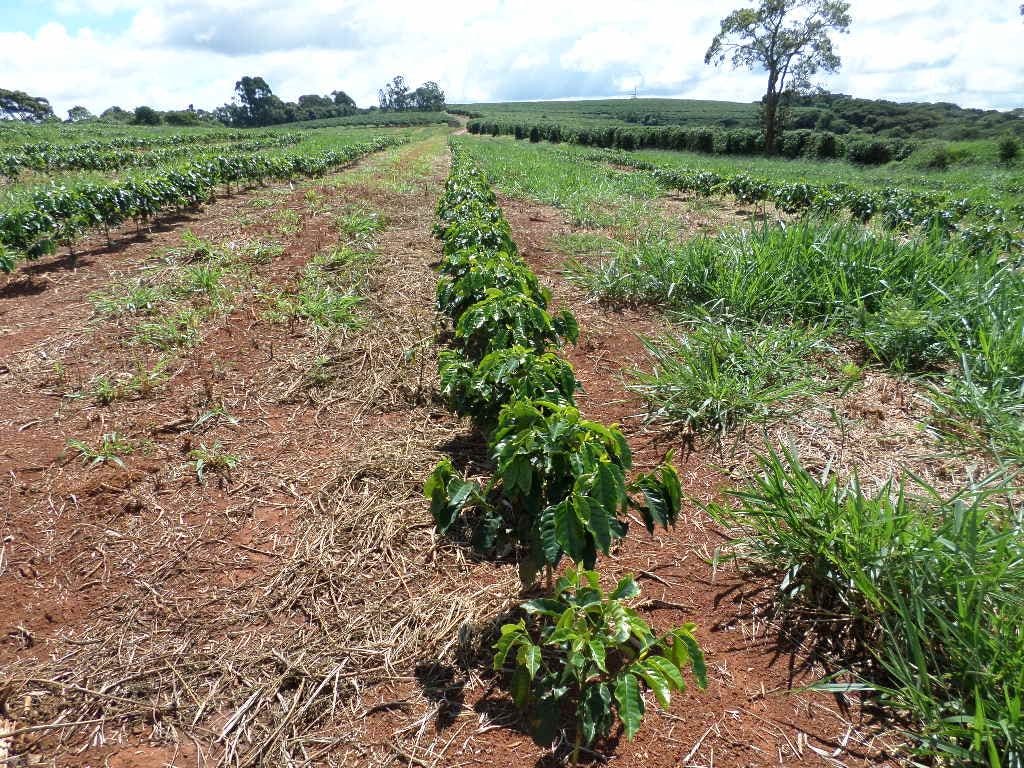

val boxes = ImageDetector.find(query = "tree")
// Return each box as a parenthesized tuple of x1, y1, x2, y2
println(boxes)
(999, 135, 1020, 163)
(378, 75, 411, 111)
(705, 0, 851, 154)
(164, 110, 203, 126)
(232, 75, 287, 126)
(66, 105, 94, 123)
(331, 90, 357, 111)
(412, 81, 446, 111)
(133, 106, 161, 125)
(99, 106, 132, 123)
(0, 88, 55, 122)
(296, 93, 334, 120)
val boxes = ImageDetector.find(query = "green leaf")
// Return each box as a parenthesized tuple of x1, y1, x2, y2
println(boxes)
(503, 455, 532, 496)
(518, 643, 542, 680)
(511, 666, 531, 709)
(634, 661, 672, 709)
(578, 682, 612, 746)
(676, 627, 708, 689)
(588, 637, 607, 673)
(523, 598, 566, 618)
(493, 621, 526, 670)
(553, 498, 588, 563)
(614, 672, 645, 741)
(538, 504, 561, 565)
(593, 460, 625, 513)
(608, 602, 631, 644)
(645, 655, 687, 694)
(574, 493, 612, 555)
(610, 575, 640, 601)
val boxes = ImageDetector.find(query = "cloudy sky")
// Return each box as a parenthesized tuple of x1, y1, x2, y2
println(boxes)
(2, 0, 1022, 116)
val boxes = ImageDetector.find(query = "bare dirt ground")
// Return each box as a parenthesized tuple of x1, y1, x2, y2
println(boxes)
(1, 133, 908, 768)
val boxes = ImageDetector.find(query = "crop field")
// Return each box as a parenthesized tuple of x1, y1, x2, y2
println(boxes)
(1, 110, 1022, 768)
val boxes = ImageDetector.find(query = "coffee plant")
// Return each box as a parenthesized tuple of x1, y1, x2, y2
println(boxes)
(427, 141, 703, 758)
(437, 346, 578, 428)
(0, 135, 406, 272)
(454, 290, 578, 361)
(494, 568, 706, 755)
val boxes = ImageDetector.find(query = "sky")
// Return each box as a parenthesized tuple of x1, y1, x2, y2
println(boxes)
(1, 0, 1022, 117)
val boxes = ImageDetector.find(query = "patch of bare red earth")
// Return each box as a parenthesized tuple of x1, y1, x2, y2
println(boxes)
(0, 148, 455, 765)
(370, 197, 898, 768)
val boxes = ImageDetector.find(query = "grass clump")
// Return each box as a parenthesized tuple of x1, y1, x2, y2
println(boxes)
(89, 280, 167, 317)
(266, 262, 364, 332)
(337, 204, 386, 246)
(67, 432, 134, 468)
(188, 442, 241, 484)
(573, 219, 1024, 460)
(131, 308, 205, 350)
(631, 316, 826, 435)
(88, 359, 170, 404)
(711, 450, 1024, 766)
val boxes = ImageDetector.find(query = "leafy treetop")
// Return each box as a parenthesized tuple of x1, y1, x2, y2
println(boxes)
(705, 0, 851, 154)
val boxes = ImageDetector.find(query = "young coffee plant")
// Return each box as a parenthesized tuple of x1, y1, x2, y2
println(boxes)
(436, 259, 550, 323)
(494, 567, 706, 759)
(454, 290, 579, 361)
(438, 346, 578, 429)
(427, 400, 681, 585)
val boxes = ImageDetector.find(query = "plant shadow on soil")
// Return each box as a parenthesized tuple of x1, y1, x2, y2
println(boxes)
(10, 202, 229, 285)
(708, 566, 898, 745)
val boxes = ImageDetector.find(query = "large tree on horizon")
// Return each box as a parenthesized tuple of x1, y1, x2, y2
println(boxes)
(705, 0, 851, 154)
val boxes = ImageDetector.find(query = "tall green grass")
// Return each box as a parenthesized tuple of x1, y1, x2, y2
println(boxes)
(573, 219, 1024, 461)
(630, 316, 827, 435)
(710, 450, 1023, 766)
(454, 136, 660, 227)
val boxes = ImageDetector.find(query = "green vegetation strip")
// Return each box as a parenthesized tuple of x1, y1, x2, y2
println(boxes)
(572, 218, 1024, 464)
(0, 135, 406, 273)
(467, 116, 915, 166)
(0, 133, 302, 178)
(424, 140, 706, 757)
(579, 147, 1023, 251)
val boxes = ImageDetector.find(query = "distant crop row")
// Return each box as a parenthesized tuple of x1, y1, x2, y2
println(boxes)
(580, 147, 1024, 253)
(467, 119, 916, 165)
(290, 111, 453, 129)
(7, 130, 273, 154)
(0, 135, 406, 273)
(0, 134, 302, 179)
(426, 141, 705, 758)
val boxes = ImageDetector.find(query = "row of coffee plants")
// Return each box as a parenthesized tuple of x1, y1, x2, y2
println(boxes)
(0, 136, 406, 273)
(425, 141, 706, 759)
(7, 130, 272, 155)
(0, 133, 302, 179)
(577, 147, 1023, 254)
(467, 119, 916, 165)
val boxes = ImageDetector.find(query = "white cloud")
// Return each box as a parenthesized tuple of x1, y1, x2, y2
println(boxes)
(1, 0, 1021, 116)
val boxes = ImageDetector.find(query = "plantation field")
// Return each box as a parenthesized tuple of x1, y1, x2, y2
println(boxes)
(1, 117, 1022, 768)
(451, 97, 762, 129)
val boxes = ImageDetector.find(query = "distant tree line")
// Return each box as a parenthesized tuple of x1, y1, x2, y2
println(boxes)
(1, 74, 446, 130)
(377, 76, 446, 112)
(217, 74, 445, 128)
(213, 76, 360, 127)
